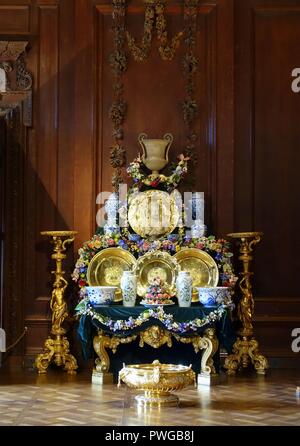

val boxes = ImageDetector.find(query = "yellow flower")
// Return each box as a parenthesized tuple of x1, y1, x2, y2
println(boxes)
(176, 245, 181, 252)
(94, 240, 101, 249)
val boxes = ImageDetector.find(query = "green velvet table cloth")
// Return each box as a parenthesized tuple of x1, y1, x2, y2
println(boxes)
(77, 304, 236, 374)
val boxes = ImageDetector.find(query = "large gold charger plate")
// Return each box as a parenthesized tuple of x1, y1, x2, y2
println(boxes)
(87, 247, 137, 302)
(136, 251, 180, 297)
(128, 190, 179, 239)
(173, 248, 219, 302)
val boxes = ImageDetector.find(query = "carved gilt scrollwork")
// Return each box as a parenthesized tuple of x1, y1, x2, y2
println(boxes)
(93, 326, 218, 377)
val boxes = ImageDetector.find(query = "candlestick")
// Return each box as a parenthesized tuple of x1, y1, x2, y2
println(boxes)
(35, 231, 78, 374)
(224, 232, 268, 375)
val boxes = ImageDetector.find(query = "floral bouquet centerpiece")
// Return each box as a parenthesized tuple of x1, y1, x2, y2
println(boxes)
(141, 277, 174, 306)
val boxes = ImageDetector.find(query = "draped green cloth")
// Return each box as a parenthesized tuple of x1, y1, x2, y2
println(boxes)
(77, 304, 236, 374)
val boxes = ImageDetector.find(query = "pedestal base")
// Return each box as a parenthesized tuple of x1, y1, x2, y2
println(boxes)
(224, 336, 268, 375)
(197, 373, 220, 386)
(92, 369, 114, 385)
(135, 393, 179, 407)
(35, 335, 78, 375)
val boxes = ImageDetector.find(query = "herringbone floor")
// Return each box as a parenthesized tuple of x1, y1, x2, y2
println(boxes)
(0, 369, 299, 426)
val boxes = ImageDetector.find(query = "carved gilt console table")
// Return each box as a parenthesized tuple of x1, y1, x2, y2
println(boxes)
(77, 305, 236, 386)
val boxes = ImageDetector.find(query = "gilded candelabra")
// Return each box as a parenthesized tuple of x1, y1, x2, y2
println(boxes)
(224, 232, 268, 375)
(35, 231, 78, 375)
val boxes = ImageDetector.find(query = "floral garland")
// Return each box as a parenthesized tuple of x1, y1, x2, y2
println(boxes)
(75, 300, 226, 334)
(127, 153, 189, 192)
(109, 0, 127, 191)
(126, 1, 183, 62)
(72, 232, 237, 295)
(182, 0, 199, 180)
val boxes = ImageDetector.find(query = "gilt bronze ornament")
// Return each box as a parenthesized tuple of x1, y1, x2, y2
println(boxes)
(118, 360, 195, 406)
(35, 231, 78, 375)
(224, 232, 268, 375)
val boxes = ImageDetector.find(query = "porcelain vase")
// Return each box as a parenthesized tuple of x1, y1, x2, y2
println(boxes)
(120, 271, 137, 307)
(176, 271, 192, 307)
(104, 192, 119, 233)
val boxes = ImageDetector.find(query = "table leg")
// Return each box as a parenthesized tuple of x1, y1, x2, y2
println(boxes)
(198, 328, 219, 386)
(92, 330, 113, 384)
(92, 330, 138, 385)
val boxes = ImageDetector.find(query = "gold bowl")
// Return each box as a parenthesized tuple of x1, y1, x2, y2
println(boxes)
(118, 360, 195, 406)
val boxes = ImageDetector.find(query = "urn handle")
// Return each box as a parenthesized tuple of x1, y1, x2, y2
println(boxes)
(138, 133, 148, 158)
(163, 133, 173, 163)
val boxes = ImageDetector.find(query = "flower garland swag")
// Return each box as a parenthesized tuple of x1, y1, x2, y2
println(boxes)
(75, 300, 226, 334)
(72, 232, 237, 297)
(126, 153, 189, 193)
(109, 0, 127, 191)
(126, 1, 183, 62)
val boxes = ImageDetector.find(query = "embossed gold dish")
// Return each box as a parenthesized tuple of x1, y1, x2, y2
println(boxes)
(87, 248, 137, 302)
(128, 190, 179, 238)
(136, 251, 180, 297)
(174, 248, 219, 302)
(118, 360, 195, 406)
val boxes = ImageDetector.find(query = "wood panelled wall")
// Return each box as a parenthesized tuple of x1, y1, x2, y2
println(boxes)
(1, 0, 299, 368)
(234, 0, 300, 365)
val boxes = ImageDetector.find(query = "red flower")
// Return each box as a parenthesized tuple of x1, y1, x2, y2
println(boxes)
(79, 279, 86, 287)
(151, 180, 160, 187)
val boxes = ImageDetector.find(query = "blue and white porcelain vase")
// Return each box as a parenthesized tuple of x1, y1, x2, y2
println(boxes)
(120, 271, 137, 307)
(104, 192, 119, 233)
(176, 271, 193, 307)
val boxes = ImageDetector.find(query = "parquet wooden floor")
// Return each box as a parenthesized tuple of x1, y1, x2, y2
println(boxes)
(0, 369, 299, 426)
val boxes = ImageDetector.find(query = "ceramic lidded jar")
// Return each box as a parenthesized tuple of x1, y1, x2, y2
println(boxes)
(120, 271, 137, 307)
(176, 271, 193, 307)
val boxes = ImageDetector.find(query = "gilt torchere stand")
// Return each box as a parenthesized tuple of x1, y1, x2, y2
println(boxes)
(224, 232, 268, 375)
(35, 231, 78, 375)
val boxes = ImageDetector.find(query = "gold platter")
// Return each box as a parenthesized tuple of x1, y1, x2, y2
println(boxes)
(87, 247, 137, 302)
(128, 190, 179, 239)
(136, 251, 180, 297)
(173, 248, 219, 302)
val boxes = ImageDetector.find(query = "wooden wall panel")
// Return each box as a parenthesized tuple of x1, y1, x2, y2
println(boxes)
(234, 0, 300, 363)
(73, 0, 95, 250)
(0, 6, 30, 34)
(254, 7, 300, 297)
(35, 5, 59, 302)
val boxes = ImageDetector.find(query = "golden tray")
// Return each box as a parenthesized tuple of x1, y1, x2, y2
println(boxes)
(128, 190, 179, 238)
(118, 360, 195, 406)
(136, 250, 180, 297)
(174, 248, 219, 302)
(87, 247, 137, 302)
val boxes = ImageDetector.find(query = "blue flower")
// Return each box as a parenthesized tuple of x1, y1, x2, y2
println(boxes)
(215, 252, 222, 261)
(129, 234, 141, 242)
(168, 234, 178, 242)
(118, 239, 128, 250)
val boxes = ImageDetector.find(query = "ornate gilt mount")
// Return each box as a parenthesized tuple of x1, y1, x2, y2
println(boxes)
(35, 231, 78, 375)
(92, 326, 218, 384)
(139, 325, 172, 349)
(224, 232, 268, 375)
